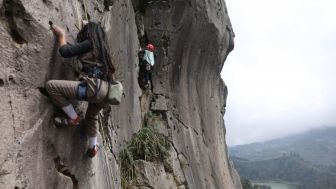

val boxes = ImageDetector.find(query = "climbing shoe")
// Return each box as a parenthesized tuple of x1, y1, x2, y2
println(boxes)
(86, 145, 98, 158)
(53, 116, 80, 128)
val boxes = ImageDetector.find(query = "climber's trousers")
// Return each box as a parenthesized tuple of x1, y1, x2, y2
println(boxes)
(45, 78, 109, 137)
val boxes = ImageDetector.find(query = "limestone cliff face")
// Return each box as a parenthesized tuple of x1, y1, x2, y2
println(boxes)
(0, 0, 241, 189)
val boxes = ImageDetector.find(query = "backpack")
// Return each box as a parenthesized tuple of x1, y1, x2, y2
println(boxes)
(107, 80, 123, 105)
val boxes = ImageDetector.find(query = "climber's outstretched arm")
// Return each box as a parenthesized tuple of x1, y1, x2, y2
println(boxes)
(58, 40, 92, 58)
(50, 25, 92, 58)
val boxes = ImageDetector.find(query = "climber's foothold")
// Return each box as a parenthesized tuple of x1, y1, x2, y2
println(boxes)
(38, 87, 49, 97)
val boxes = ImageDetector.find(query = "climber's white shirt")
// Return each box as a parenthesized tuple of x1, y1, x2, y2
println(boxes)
(144, 50, 155, 66)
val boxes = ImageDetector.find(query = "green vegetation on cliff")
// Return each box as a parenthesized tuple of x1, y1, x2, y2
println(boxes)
(119, 127, 171, 188)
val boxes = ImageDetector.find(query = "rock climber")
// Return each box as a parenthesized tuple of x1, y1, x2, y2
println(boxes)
(46, 21, 115, 158)
(138, 43, 155, 90)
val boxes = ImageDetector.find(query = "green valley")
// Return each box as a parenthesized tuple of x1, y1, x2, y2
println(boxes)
(230, 127, 336, 189)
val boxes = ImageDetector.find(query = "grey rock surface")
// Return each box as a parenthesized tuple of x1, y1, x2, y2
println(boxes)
(133, 160, 178, 189)
(0, 0, 240, 188)
(142, 0, 238, 188)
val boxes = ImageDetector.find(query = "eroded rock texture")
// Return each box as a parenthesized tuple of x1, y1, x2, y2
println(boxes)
(0, 0, 241, 188)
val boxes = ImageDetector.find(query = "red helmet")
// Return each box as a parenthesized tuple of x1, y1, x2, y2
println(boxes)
(146, 43, 155, 52)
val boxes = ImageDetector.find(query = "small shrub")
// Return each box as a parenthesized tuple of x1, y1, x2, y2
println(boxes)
(119, 127, 171, 188)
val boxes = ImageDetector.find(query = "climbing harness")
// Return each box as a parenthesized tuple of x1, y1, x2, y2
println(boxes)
(83, 66, 104, 79)
(77, 82, 87, 100)
(146, 63, 151, 71)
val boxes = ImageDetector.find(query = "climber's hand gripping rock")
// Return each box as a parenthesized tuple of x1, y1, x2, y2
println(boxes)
(50, 23, 66, 46)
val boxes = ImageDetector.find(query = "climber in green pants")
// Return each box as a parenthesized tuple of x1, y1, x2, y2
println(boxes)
(46, 21, 115, 158)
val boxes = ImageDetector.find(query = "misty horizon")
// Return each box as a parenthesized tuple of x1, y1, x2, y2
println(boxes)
(222, 0, 336, 146)
(227, 126, 336, 147)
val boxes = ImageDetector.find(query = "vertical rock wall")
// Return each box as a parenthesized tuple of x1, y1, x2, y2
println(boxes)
(132, 0, 240, 188)
(0, 0, 141, 188)
(0, 0, 241, 188)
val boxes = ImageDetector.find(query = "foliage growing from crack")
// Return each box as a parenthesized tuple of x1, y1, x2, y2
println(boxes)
(119, 127, 171, 188)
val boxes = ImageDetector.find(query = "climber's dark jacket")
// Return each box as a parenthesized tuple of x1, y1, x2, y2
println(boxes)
(59, 40, 92, 58)
(59, 40, 104, 79)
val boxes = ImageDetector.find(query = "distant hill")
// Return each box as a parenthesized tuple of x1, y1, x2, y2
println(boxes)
(230, 127, 336, 166)
(230, 127, 336, 189)
(231, 154, 336, 189)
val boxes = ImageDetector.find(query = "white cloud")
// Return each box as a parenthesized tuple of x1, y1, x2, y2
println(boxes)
(222, 0, 336, 145)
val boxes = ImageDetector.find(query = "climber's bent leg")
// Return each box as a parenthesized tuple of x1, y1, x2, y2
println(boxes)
(85, 102, 104, 158)
(149, 71, 153, 90)
(85, 102, 105, 137)
(83, 77, 109, 137)
(46, 80, 80, 126)
(46, 80, 79, 107)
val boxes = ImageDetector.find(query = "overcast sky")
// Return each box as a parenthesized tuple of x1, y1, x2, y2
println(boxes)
(222, 0, 336, 146)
